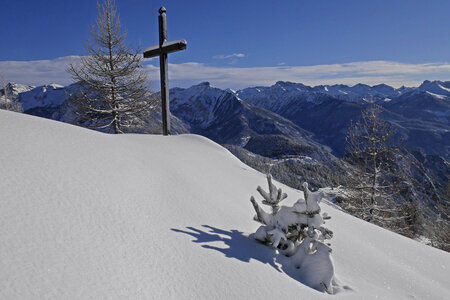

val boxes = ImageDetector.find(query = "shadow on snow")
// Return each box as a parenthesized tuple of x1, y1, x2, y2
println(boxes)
(171, 225, 350, 294)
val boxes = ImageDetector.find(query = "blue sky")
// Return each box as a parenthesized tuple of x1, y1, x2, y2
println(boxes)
(0, 0, 449, 89)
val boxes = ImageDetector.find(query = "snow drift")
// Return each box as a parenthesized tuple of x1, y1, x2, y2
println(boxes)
(0, 110, 449, 299)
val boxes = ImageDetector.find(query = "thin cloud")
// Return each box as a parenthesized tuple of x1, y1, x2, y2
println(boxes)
(0, 56, 81, 86)
(145, 60, 450, 89)
(1, 56, 449, 90)
(213, 53, 246, 59)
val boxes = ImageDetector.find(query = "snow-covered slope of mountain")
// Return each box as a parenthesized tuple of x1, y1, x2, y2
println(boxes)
(170, 81, 236, 129)
(385, 89, 450, 123)
(1, 110, 449, 299)
(170, 82, 321, 148)
(418, 80, 450, 99)
(19, 83, 66, 111)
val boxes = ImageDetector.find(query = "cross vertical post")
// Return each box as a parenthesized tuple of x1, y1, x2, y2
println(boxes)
(143, 7, 187, 136)
(158, 7, 170, 135)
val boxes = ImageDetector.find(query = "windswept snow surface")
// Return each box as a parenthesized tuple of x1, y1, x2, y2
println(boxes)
(0, 110, 449, 299)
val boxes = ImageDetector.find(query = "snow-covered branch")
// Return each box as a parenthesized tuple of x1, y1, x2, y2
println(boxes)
(249, 175, 335, 293)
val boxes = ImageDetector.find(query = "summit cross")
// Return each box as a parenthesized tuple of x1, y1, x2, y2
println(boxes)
(143, 6, 187, 135)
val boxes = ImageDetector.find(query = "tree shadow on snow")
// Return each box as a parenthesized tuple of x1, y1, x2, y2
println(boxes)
(171, 225, 351, 294)
(171, 225, 282, 272)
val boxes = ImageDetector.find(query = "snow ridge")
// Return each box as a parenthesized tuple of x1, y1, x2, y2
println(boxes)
(0, 110, 449, 299)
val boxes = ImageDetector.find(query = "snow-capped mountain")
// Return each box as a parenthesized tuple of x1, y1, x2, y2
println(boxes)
(418, 80, 450, 98)
(4, 79, 448, 114)
(385, 88, 450, 123)
(1, 110, 449, 299)
(170, 82, 236, 129)
(19, 83, 66, 111)
(233, 80, 450, 158)
(235, 81, 404, 110)
(170, 81, 321, 148)
(3, 82, 35, 95)
(236, 80, 449, 116)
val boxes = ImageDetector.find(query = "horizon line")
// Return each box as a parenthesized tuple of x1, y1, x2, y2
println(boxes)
(1, 56, 449, 90)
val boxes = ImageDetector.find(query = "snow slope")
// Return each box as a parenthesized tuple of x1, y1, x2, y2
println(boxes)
(0, 110, 449, 299)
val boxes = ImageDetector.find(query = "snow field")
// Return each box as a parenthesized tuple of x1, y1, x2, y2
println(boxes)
(0, 110, 449, 299)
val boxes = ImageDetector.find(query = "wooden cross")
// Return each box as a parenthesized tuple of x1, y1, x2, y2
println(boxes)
(143, 6, 187, 136)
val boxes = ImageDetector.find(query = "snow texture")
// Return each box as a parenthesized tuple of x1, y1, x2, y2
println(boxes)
(1, 110, 449, 299)
(291, 236, 334, 294)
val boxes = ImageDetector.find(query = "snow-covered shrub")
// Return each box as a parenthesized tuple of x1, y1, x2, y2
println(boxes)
(250, 174, 335, 294)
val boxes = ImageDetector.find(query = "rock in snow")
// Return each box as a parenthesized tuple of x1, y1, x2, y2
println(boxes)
(0, 110, 449, 299)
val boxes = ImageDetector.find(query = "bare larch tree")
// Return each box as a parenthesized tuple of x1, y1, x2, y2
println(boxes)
(344, 103, 408, 232)
(67, 0, 155, 133)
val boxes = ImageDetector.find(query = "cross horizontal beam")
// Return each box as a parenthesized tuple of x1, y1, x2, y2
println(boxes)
(143, 39, 187, 58)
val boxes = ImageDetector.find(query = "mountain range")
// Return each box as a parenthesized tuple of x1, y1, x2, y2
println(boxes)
(5, 79, 448, 156)
(1, 80, 449, 227)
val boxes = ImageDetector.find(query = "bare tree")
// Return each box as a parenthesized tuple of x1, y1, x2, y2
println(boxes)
(343, 104, 408, 232)
(67, 0, 155, 133)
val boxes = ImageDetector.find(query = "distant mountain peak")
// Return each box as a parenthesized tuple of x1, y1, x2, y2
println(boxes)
(418, 80, 450, 98)
(275, 80, 295, 86)
(353, 83, 371, 88)
(373, 83, 390, 88)
(274, 81, 308, 89)
(2, 82, 35, 95)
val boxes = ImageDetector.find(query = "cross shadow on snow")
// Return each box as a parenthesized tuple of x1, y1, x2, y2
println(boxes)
(171, 225, 349, 294)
